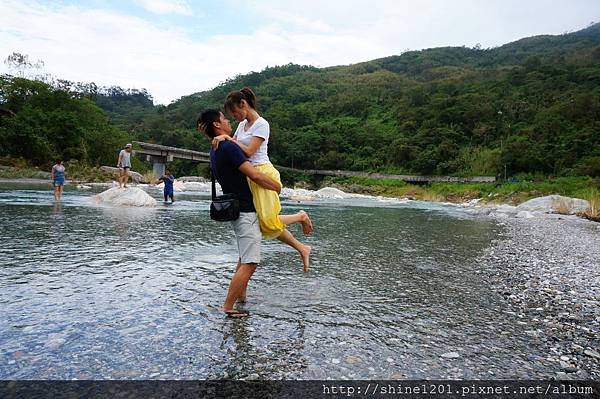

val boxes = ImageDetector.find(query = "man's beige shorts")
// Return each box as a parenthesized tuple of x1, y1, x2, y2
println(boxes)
(231, 212, 261, 264)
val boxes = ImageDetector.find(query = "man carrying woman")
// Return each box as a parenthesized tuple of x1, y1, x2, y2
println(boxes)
(212, 87, 313, 272)
(197, 109, 282, 317)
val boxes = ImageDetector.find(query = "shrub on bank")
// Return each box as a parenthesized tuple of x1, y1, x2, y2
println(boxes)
(581, 188, 600, 222)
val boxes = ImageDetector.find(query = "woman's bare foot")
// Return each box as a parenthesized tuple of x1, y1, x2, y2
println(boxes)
(298, 210, 313, 235)
(300, 244, 311, 272)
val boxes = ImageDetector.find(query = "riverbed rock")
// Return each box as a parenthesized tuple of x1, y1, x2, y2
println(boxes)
(516, 211, 535, 219)
(584, 349, 600, 360)
(315, 187, 353, 199)
(181, 181, 210, 191)
(93, 187, 157, 207)
(441, 352, 460, 359)
(345, 356, 361, 364)
(480, 216, 600, 378)
(489, 204, 518, 218)
(516, 195, 589, 214)
(281, 187, 317, 201)
(178, 176, 208, 183)
(99, 166, 145, 183)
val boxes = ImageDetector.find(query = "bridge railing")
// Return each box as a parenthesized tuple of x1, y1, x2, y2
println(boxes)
(132, 141, 210, 162)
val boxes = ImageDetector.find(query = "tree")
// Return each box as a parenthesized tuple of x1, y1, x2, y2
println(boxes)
(4, 52, 44, 78)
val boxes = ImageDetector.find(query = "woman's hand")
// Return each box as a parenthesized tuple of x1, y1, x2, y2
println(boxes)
(211, 134, 232, 149)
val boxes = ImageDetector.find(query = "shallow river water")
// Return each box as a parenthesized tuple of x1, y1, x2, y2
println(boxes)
(0, 183, 558, 379)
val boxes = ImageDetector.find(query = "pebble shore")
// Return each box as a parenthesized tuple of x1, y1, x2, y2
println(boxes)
(479, 215, 600, 379)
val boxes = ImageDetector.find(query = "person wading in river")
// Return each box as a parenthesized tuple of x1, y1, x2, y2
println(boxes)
(51, 160, 66, 200)
(158, 168, 175, 202)
(197, 109, 282, 318)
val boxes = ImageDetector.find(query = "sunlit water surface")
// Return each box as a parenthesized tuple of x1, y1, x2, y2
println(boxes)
(0, 184, 553, 379)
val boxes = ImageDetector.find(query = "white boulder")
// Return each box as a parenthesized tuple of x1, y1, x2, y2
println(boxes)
(182, 181, 210, 191)
(516, 195, 589, 214)
(516, 210, 536, 219)
(281, 187, 317, 201)
(93, 187, 157, 207)
(155, 180, 189, 192)
(315, 187, 353, 199)
(494, 204, 518, 214)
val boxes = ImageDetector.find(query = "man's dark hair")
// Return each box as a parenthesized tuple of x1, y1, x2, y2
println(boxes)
(197, 109, 221, 138)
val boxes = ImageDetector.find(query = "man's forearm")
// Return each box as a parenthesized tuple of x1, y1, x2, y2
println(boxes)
(239, 161, 282, 193)
(251, 173, 281, 193)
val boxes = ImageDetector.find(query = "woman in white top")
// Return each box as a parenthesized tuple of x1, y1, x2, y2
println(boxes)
(213, 87, 313, 272)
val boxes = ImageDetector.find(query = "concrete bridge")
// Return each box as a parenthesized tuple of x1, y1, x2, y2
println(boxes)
(133, 141, 496, 183)
(133, 141, 210, 176)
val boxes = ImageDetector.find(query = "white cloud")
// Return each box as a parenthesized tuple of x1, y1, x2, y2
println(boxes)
(134, 0, 193, 16)
(0, 0, 598, 104)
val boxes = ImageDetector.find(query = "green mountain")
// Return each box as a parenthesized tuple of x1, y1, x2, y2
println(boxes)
(121, 22, 599, 177)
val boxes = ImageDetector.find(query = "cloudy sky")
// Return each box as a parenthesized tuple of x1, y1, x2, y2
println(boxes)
(1, 0, 598, 104)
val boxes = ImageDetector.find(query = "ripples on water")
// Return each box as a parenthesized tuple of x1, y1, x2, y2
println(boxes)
(0, 184, 554, 379)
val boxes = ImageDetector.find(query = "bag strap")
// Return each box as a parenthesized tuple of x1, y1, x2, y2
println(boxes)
(210, 163, 217, 200)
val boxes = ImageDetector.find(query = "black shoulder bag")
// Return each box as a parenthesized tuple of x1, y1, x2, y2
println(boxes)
(209, 166, 240, 222)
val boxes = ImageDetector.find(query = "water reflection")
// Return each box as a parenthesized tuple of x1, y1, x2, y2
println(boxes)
(100, 206, 158, 239)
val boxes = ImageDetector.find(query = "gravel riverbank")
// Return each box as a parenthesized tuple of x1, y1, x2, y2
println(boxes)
(480, 216, 600, 379)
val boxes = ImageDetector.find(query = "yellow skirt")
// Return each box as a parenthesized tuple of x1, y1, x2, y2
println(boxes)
(247, 163, 286, 239)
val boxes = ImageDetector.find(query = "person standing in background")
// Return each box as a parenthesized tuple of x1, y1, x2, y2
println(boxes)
(51, 160, 66, 200)
(117, 143, 132, 188)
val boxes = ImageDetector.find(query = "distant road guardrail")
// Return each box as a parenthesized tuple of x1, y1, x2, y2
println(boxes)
(277, 166, 496, 183)
(132, 141, 495, 183)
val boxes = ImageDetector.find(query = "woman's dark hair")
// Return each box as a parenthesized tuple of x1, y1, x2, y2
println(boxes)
(57, 160, 62, 164)
(224, 87, 256, 112)
(196, 109, 221, 138)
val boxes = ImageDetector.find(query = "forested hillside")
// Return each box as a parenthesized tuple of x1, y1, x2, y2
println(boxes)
(1, 23, 599, 177)
(0, 77, 129, 166)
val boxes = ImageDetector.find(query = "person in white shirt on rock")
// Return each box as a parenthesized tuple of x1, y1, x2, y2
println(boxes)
(117, 143, 132, 188)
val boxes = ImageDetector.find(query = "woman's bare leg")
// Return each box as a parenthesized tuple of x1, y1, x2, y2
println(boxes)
(277, 229, 311, 272)
(279, 210, 313, 235)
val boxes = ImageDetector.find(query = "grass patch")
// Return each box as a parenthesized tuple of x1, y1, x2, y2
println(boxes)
(63, 161, 114, 182)
(581, 188, 600, 222)
(552, 197, 573, 215)
(0, 166, 50, 179)
(0, 157, 119, 183)
(142, 171, 159, 185)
